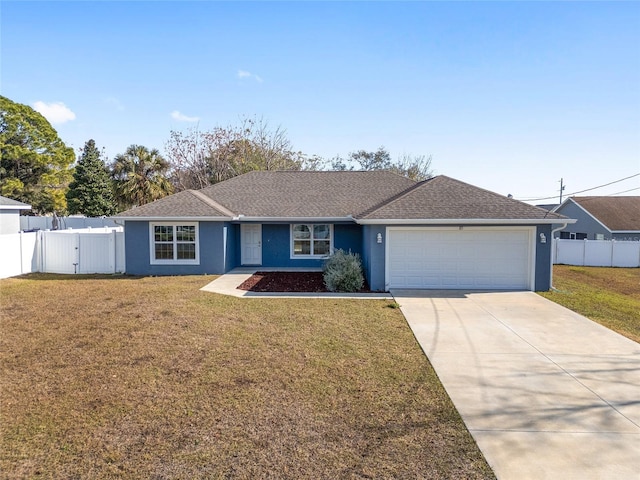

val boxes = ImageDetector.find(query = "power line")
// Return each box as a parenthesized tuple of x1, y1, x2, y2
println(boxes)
(517, 173, 640, 202)
(607, 187, 640, 196)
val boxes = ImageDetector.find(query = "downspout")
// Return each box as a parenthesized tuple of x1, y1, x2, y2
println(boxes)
(549, 222, 569, 290)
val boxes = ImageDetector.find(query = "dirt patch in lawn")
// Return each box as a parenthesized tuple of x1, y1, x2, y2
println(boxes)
(238, 271, 373, 293)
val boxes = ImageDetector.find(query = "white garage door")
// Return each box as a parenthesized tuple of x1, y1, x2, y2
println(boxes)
(386, 227, 534, 290)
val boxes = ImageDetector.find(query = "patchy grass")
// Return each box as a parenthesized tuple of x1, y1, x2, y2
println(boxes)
(0, 274, 494, 479)
(540, 266, 640, 343)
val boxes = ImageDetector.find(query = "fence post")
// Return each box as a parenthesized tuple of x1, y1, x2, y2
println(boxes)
(110, 229, 116, 273)
(74, 233, 80, 274)
(40, 230, 46, 273)
(610, 240, 615, 267)
(18, 231, 23, 275)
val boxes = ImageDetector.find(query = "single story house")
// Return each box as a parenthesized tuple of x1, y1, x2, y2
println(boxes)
(0, 195, 31, 235)
(116, 171, 573, 291)
(552, 196, 640, 241)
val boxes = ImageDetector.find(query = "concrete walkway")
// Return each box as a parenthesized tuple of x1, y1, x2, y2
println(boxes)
(200, 268, 392, 299)
(392, 290, 640, 480)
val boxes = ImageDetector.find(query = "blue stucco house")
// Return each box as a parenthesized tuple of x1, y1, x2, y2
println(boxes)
(115, 171, 572, 291)
(552, 196, 640, 241)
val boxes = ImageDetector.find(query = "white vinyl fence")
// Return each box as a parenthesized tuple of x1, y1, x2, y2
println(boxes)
(554, 239, 640, 267)
(20, 216, 119, 231)
(0, 227, 125, 279)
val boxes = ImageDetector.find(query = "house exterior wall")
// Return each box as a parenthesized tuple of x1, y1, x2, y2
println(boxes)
(534, 224, 552, 291)
(554, 202, 611, 240)
(250, 222, 362, 269)
(124, 220, 554, 291)
(124, 220, 226, 275)
(224, 223, 237, 272)
(363, 224, 554, 292)
(362, 225, 387, 291)
(612, 232, 640, 241)
(0, 211, 21, 235)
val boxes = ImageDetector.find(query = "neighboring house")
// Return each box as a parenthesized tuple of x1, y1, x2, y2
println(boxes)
(552, 196, 640, 241)
(535, 204, 559, 212)
(115, 171, 573, 291)
(0, 196, 31, 234)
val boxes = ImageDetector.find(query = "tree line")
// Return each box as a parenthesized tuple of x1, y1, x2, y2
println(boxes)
(1, 95, 433, 216)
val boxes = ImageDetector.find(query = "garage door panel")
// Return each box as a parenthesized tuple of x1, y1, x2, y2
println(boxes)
(387, 228, 533, 290)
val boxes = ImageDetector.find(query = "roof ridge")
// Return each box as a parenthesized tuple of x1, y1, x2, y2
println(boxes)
(355, 176, 432, 218)
(189, 190, 236, 217)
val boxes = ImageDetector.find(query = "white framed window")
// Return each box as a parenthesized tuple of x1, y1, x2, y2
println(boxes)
(150, 222, 199, 265)
(291, 224, 333, 258)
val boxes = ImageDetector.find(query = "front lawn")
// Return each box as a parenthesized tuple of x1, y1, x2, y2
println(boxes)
(540, 265, 640, 343)
(0, 274, 494, 479)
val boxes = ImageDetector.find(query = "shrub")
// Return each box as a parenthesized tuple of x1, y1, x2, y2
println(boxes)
(323, 249, 364, 292)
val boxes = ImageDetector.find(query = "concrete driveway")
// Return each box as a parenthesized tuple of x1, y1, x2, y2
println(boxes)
(391, 290, 640, 480)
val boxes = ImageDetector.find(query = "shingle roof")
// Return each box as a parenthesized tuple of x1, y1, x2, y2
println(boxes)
(116, 171, 569, 222)
(0, 195, 31, 209)
(571, 196, 640, 231)
(358, 176, 567, 220)
(198, 170, 417, 218)
(116, 190, 233, 218)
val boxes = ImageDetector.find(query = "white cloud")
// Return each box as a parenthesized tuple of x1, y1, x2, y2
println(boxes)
(237, 69, 263, 83)
(171, 110, 200, 122)
(32, 101, 76, 125)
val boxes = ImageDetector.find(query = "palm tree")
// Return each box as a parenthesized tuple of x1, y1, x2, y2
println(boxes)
(111, 145, 173, 210)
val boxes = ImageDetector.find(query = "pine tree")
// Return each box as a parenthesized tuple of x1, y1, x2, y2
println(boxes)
(66, 139, 117, 216)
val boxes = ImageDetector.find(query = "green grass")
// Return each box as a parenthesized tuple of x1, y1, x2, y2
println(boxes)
(0, 274, 494, 479)
(539, 266, 640, 343)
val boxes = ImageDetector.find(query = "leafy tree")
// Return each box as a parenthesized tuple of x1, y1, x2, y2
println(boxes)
(389, 153, 434, 181)
(165, 117, 313, 191)
(350, 147, 394, 171)
(111, 145, 173, 210)
(0, 95, 75, 213)
(331, 147, 433, 181)
(66, 139, 117, 216)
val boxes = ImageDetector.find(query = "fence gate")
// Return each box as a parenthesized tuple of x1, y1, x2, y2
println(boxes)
(78, 233, 116, 273)
(42, 232, 79, 274)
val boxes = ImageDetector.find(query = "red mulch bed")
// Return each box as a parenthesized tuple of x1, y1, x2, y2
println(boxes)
(237, 271, 372, 293)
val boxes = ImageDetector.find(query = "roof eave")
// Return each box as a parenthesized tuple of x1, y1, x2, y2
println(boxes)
(355, 218, 577, 225)
(0, 205, 32, 210)
(113, 216, 233, 221)
(234, 216, 355, 223)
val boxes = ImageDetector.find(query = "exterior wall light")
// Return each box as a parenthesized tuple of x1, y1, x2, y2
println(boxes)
(539, 233, 547, 244)
(377, 233, 383, 244)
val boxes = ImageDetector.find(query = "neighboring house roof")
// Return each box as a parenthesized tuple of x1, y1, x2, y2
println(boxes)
(556, 196, 640, 232)
(116, 171, 570, 224)
(0, 195, 31, 210)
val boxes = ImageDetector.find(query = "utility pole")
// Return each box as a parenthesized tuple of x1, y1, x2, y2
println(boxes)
(559, 178, 566, 204)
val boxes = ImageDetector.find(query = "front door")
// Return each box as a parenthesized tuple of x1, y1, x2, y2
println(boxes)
(241, 224, 262, 265)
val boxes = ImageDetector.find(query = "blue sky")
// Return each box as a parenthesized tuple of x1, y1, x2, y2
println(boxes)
(2, 1, 639, 203)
